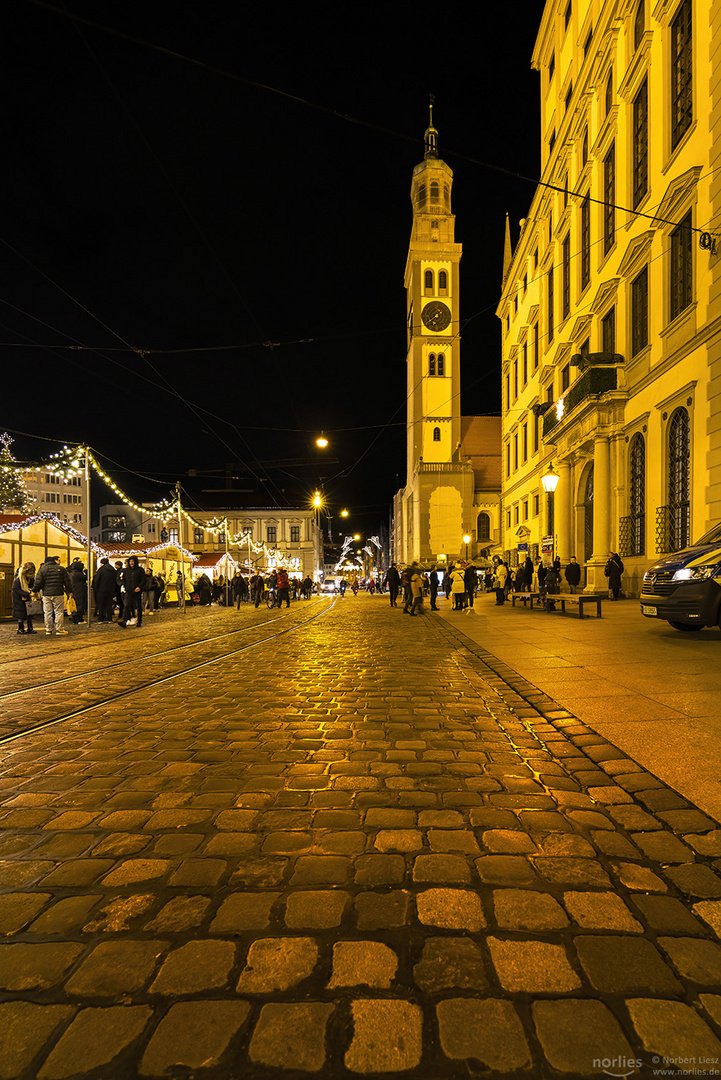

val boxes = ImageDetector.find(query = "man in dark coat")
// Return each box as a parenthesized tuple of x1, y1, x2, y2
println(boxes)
(605, 552, 624, 599)
(118, 556, 146, 628)
(92, 558, 117, 621)
(67, 558, 87, 623)
(429, 566, 439, 610)
(564, 556, 582, 594)
(463, 563, 477, 608)
(383, 564, 400, 607)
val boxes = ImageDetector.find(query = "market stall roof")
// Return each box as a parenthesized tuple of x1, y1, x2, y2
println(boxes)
(96, 540, 197, 562)
(193, 552, 239, 571)
(0, 512, 103, 553)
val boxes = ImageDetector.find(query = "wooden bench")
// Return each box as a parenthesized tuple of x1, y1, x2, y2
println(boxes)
(543, 593, 604, 618)
(511, 591, 544, 609)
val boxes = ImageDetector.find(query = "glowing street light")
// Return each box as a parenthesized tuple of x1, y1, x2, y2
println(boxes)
(541, 463, 560, 560)
(341, 509, 349, 518)
(316, 434, 329, 448)
(541, 463, 560, 493)
(463, 533, 471, 560)
(312, 491, 323, 508)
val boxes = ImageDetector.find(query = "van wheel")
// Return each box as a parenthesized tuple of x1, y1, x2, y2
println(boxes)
(668, 620, 703, 631)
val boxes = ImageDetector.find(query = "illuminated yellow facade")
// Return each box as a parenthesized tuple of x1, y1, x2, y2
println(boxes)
(498, 0, 721, 595)
(394, 113, 502, 565)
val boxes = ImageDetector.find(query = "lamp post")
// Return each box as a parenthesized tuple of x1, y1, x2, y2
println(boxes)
(541, 463, 560, 561)
(462, 533, 471, 561)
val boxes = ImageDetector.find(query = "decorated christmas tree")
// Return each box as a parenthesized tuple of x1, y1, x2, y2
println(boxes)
(0, 433, 31, 514)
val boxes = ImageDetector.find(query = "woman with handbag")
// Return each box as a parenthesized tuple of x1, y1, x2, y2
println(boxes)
(12, 562, 39, 636)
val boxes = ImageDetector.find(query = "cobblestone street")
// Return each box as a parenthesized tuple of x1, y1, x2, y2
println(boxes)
(1, 595, 721, 1078)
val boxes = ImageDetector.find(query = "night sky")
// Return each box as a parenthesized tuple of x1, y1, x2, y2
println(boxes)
(2, 1, 542, 534)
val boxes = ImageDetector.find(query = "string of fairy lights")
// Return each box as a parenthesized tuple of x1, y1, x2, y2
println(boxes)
(0, 438, 302, 570)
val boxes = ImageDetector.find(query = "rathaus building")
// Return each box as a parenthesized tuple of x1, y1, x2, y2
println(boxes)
(498, 0, 721, 596)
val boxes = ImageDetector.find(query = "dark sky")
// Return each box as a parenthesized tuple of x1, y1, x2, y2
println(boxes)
(2, 1, 542, 533)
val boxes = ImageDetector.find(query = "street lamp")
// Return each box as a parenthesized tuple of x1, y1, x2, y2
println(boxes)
(462, 533, 471, 561)
(316, 434, 329, 448)
(541, 463, 560, 560)
(341, 509, 349, 518)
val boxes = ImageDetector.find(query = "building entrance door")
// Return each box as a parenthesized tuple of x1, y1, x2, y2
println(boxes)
(583, 467, 594, 563)
(0, 564, 13, 619)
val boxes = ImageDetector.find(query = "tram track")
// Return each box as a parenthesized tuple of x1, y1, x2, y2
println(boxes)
(0, 597, 335, 745)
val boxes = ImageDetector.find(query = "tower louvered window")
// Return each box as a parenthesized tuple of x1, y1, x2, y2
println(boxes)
(437, 354, 445, 376)
(429, 354, 436, 376)
(433, 427, 441, 442)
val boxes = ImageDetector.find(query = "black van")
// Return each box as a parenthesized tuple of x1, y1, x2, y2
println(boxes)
(640, 523, 721, 631)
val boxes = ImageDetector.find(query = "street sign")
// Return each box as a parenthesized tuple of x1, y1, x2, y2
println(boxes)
(517, 542, 528, 553)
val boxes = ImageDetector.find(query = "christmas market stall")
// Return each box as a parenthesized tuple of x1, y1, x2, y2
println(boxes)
(95, 540, 198, 605)
(0, 513, 100, 619)
(192, 552, 239, 583)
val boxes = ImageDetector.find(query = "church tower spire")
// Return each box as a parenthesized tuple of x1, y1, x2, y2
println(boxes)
(424, 94, 439, 159)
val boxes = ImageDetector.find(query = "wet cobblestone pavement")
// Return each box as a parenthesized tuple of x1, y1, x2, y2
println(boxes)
(1, 597, 721, 1078)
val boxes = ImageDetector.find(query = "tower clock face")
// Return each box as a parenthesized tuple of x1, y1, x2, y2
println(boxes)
(421, 300, 451, 332)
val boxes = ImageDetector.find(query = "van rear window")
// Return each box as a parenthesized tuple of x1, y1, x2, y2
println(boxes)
(695, 523, 721, 546)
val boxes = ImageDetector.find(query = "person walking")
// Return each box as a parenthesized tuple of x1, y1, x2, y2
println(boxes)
(450, 563, 466, 610)
(276, 567, 291, 608)
(401, 567, 413, 612)
(565, 556, 581, 594)
(429, 566, 439, 610)
(408, 562, 424, 616)
(250, 571, 264, 608)
(142, 570, 157, 614)
(67, 558, 87, 624)
(605, 552, 624, 599)
(493, 561, 508, 605)
(33, 555, 72, 636)
(118, 556, 146, 628)
(464, 563, 477, 609)
(154, 572, 166, 609)
(92, 558, 117, 622)
(383, 564, 401, 607)
(12, 562, 38, 636)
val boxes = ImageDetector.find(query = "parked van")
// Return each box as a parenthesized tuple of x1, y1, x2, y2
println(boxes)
(640, 522, 721, 632)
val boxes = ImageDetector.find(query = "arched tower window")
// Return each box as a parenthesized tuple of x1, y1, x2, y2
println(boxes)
(417, 182, 427, 209)
(438, 270, 447, 292)
(433, 427, 441, 442)
(437, 354, 445, 376)
(424, 269, 434, 293)
(629, 433, 646, 556)
(477, 512, 491, 541)
(668, 407, 690, 551)
(430, 181, 440, 204)
(429, 354, 436, 376)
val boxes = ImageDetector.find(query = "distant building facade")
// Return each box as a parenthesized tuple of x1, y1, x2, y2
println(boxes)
(498, 0, 721, 595)
(91, 504, 160, 546)
(394, 110, 502, 566)
(24, 469, 87, 531)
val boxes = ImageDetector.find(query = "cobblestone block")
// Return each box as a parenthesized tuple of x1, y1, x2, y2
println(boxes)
(532, 999, 634, 1075)
(230, 856, 288, 886)
(665, 864, 721, 898)
(203, 832, 257, 856)
(413, 937, 487, 992)
(168, 857, 227, 886)
(0, 942, 83, 990)
(66, 940, 167, 996)
(249, 1002, 333, 1072)
(699, 995, 721, 1029)
(354, 854, 405, 885)
(139, 1000, 251, 1076)
(630, 831, 695, 863)
(480, 829, 538, 853)
(92, 833, 150, 857)
(101, 859, 170, 885)
(262, 830, 313, 853)
(373, 829, 423, 852)
(469, 808, 521, 829)
(40, 859, 117, 887)
(533, 857, 611, 887)
(284, 890, 349, 929)
(290, 855, 351, 885)
(418, 809, 464, 827)
(29, 895, 101, 935)
(364, 808, 416, 828)
(144, 895, 210, 932)
(563, 891, 644, 932)
(427, 828, 480, 854)
(416, 888, 485, 930)
(83, 895, 155, 933)
(493, 889, 569, 931)
(540, 834, 596, 857)
(328, 940, 397, 988)
(437, 998, 530, 1070)
(575, 936, 682, 994)
(626, 999, 721, 1065)
(631, 895, 706, 934)
(686, 832, 721, 857)
(0, 892, 51, 934)
(0, 1002, 72, 1077)
(693, 900, 721, 935)
(0, 860, 54, 887)
(236, 937, 318, 993)
(42, 811, 100, 830)
(152, 833, 203, 856)
(211, 891, 279, 932)
(591, 831, 639, 858)
(355, 891, 410, 929)
(214, 808, 259, 830)
(658, 937, 721, 985)
(345, 1000, 422, 1074)
(488, 938, 581, 992)
(610, 862, 668, 892)
(608, 805, 663, 831)
(659, 808, 717, 832)
(150, 939, 235, 994)
(412, 854, 471, 883)
(475, 855, 538, 885)
(518, 811, 573, 832)
(587, 785, 633, 804)
(37, 1005, 152, 1079)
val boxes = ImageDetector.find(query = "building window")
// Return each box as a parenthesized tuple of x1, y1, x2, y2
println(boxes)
(267, 526, 277, 543)
(546, 383, 554, 404)
(513, 360, 518, 399)
(631, 266, 649, 355)
(522, 423, 528, 462)
(430, 181, 440, 204)
(522, 342, 528, 385)
(193, 528, 204, 544)
(533, 494, 540, 516)
(671, 0, 692, 150)
(549, 53, 555, 79)
(514, 506, 520, 525)
(580, 194, 590, 290)
(477, 512, 491, 541)
(433, 427, 441, 442)
(561, 364, 570, 391)
(443, 184, 450, 209)
(429, 354, 436, 376)
(562, 235, 570, 319)
(634, 0, 645, 50)
(523, 500, 529, 520)
(437, 354, 445, 376)
(417, 183, 426, 209)
(605, 70, 613, 115)
(424, 269, 434, 292)
(290, 526, 300, 543)
(547, 268, 554, 343)
(670, 211, 693, 320)
(602, 307, 616, 353)
(564, 1, 571, 30)
(533, 410, 539, 453)
(603, 144, 615, 254)
(523, 273, 527, 294)
(438, 270, 447, 291)
(549, 129, 556, 154)
(513, 434, 518, 470)
(169, 528, 179, 544)
(584, 29, 592, 59)
(533, 322, 539, 370)
(629, 433, 646, 556)
(533, 247, 538, 270)
(505, 373, 510, 408)
(507, 510, 512, 529)
(580, 337, 590, 359)
(241, 526, 253, 540)
(506, 443, 511, 477)
(632, 80, 648, 209)
(668, 407, 690, 551)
